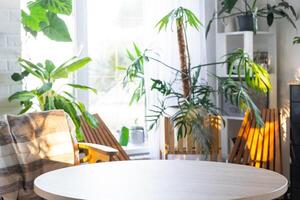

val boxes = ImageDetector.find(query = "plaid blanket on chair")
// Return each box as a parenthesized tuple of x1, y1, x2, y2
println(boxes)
(0, 110, 79, 200)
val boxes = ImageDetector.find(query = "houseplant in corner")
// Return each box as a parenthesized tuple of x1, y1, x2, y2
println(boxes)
(123, 7, 271, 154)
(206, 0, 296, 35)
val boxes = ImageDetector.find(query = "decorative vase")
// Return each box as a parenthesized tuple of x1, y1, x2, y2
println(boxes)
(237, 14, 257, 31)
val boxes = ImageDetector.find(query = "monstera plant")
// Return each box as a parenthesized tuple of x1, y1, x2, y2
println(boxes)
(8, 57, 98, 140)
(22, 0, 72, 41)
(123, 7, 271, 153)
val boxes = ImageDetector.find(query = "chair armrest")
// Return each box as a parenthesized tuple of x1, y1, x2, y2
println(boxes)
(78, 142, 118, 155)
(78, 142, 118, 163)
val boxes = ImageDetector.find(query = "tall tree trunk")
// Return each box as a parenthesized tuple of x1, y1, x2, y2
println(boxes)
(176, 19, 190, 98)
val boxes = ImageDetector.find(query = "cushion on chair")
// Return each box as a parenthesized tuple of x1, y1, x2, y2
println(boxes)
(0, 110, 79, 200)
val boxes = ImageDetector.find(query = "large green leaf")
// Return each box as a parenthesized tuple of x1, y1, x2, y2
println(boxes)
(67, 84, 97, 94)
(18, 58, 47, 80)
(76, 102, 99, 129)
(37, 83, 52, 95)
(42, 0, 72, 15)
(42, 13, 72, 42)
(11, 70, 30, 82)
(64, 57, 92, 72)
(53, 95, 81, 129)
(19, 101, 33, 114)
(21, 3, 49, 32)
(52, 57, 91, 79)
(8, 91, 36, 102)
(222, 0, 239, 13)
(45, 60, 56, 74)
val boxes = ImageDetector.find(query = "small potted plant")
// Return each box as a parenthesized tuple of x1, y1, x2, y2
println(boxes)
(207, 0, 296, 35)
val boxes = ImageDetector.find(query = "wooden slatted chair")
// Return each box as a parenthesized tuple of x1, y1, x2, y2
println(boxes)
(80, 114, 130, 161)
(161, 116, 222, 161)
(228, 108, 282, 174)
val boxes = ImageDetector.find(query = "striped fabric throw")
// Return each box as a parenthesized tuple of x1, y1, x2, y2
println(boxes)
(0, 110, 79, 200)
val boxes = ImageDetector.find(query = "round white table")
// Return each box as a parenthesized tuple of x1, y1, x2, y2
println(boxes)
(34, 160, 288, 200)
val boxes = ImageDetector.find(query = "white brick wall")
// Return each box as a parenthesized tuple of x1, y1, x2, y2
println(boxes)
(0, 0, 21, 115)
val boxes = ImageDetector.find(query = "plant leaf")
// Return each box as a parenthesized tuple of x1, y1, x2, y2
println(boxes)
(42, 0, 72, 15)
(267, 13, 274, 26)
(37, 82, 52, 95)
(64, 57, 91, 72)
(8, 91, 35, 102)
(76, 102, 99, 129)
(42, 13, 72, 42)
(45, 59, 56, 74)
(67, 84, 97, 94)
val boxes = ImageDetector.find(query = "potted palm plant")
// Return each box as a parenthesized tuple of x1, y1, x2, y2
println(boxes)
(207, 0, 296, 35)
(123, 7, 271, 154)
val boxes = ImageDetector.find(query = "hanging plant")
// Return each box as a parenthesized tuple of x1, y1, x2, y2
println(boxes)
(22, 0, 72, 42)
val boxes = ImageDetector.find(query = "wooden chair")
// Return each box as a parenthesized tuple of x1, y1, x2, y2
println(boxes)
(78, 142, 118, 163)
(80, 114, 130, 161)
(161, 116, 222, 161)
(228, 108, 282, 174)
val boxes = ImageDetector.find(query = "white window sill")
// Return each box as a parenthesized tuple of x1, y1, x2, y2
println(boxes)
(123, 143, 150, 160)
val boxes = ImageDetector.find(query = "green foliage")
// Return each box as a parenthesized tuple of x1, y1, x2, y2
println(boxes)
(119, 126, 129, 146)
(122, 7, 272, 154)
(22, 0, 72, 41)
(219, 78, 263, 126)
(8, 57, 98, 141)
(206, 0, 296, 36)
(221, 0, 239, 13)
(293, 36, 300, 44)
(121, 43, 146, 105)
(156, 6, 202, 32)
(226, 49, 271, 93)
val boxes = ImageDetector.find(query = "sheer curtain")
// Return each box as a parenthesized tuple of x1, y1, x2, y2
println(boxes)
(144, 0, 208, 159)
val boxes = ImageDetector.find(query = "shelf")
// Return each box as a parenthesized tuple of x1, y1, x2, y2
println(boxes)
(218, 75, 245, 79)
(223, 115, 244, 120)
(123, 144, 149, 156)
(218, 31, 275, 36)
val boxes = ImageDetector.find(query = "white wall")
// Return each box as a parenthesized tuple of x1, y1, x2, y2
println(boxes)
(0, 0, 21, 115)
(277, 0, 300, 180)
(277, 0, 300, 107)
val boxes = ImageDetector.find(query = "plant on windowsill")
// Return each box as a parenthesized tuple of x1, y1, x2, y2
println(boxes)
(206, 0, 296, 35)
(8, 57, 98, 141)
(122, 7, 271, 154)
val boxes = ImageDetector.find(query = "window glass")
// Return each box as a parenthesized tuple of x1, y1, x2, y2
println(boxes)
(87, 0, 148, 136)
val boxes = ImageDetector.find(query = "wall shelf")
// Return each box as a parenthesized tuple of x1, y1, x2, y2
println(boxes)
(214, 0, 278, 160)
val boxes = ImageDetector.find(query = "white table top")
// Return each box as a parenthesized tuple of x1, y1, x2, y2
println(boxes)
(34, 160, 288, 200)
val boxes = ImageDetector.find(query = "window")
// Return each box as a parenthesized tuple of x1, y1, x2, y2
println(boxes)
(85, 0, 150, 138)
